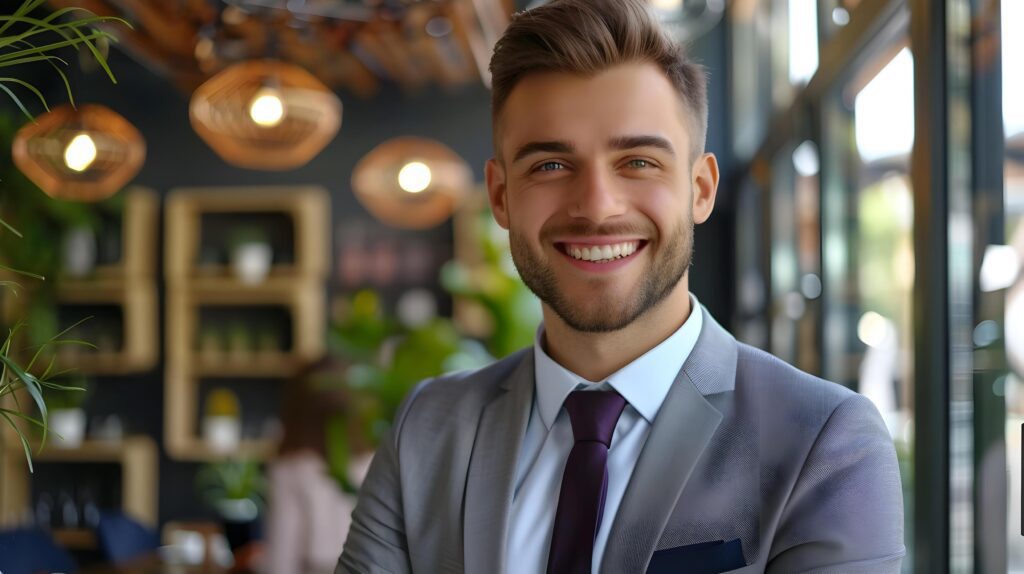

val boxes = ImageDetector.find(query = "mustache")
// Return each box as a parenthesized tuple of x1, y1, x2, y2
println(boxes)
(539, 221, 653, 240)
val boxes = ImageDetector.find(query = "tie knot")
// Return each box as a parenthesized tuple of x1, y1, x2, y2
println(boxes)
(562, 390, 627, 447)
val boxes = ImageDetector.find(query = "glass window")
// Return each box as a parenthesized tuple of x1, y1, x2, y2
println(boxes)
(730, 0, 773, 159)
(822, 42, 915, 570)
(770, 0, 820, 107)
(1003, 0, 1024, 568)
(788, 0, 819, 85)
(734, 175, 770, 349)
(769, 140, 822, 374)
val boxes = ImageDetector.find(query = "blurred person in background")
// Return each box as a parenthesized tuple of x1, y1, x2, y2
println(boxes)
(339, 0, 904, 572)
(264, 357, 371, 574)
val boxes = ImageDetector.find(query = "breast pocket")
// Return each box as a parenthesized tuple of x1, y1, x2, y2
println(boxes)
(646, 538, 746, 574)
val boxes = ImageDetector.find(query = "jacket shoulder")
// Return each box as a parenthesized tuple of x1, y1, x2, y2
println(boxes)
(735, 341, 857, 412)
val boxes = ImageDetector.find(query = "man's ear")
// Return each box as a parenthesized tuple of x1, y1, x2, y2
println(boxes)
(691, 153, 720, 225)
(485, 158, 510, 230)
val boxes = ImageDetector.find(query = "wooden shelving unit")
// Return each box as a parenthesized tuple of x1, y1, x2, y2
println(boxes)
(164, 186, 328, 461)
(0, 188, 160, 376)
(0, 436, 159, 529)
(0, 188, 161, 531)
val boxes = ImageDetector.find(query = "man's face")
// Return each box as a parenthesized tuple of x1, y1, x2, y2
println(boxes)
(486, 62, 717, 333)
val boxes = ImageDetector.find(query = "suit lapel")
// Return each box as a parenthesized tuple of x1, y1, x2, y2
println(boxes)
(600, 309, 737, 573)
(463, 350, 535, 573)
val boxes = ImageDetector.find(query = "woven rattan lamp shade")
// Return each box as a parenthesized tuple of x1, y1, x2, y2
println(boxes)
(351, 137, 472, 230)
(12, 104, 145, 201)
(190, 59, 342, 170)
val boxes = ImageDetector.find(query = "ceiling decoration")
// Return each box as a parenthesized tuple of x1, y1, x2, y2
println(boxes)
(351, 136, 472, 229)
(48, 0, 514, 95)
(189, 59, 342, 170)
(12, 104, 146, 201)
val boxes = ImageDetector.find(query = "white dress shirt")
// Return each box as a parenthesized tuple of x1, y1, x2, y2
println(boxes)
(505, 294, 704, 573)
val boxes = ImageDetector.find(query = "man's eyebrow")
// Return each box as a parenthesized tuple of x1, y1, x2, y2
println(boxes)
(608, 135, 676, 156)
(512, 140, 575, 163)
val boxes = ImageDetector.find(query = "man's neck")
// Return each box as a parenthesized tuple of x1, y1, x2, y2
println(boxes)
(541, 278, 694, 382)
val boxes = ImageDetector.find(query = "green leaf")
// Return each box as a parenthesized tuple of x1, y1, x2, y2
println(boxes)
(0, 81, 34, 121)
(38, 380, 85, 392)
(0, 261, 44, 279)
(0, 410, 35, 473)
(0, 217, 23, 237)
(26, 316, 93, 371)
(0, 31, 113, 64)
(0, 76, 50, 113)
(0, 0, 48, 37)
(0, 407, 45, 428)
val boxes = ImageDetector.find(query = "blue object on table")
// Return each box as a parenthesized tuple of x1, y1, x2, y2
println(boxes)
(0, 527, 77, 574)
(96, 511, 159, 564)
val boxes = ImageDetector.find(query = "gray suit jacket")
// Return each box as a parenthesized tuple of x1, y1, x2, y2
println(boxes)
(338, 309, 905, 573)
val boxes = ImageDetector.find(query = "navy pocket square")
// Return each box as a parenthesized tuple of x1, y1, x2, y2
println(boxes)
(646, 538, 746, 574)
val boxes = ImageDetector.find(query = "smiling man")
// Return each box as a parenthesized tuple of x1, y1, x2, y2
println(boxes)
(338, 1, 905, 573)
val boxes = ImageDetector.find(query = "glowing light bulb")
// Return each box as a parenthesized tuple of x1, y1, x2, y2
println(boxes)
(64, 133, 97, 172)
(398, 161, 432, 193)
(249, 87, 284, 127)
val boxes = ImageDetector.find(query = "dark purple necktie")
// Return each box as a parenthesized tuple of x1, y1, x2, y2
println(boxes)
(546, 390, 628, 574)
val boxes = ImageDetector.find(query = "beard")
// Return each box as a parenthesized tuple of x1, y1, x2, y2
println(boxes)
(509, 209, 693, 333)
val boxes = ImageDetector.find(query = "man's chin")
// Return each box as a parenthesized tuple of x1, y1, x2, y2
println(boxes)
(549, 301, 640, 333)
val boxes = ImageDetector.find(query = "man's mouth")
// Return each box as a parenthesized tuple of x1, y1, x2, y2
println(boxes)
(554, 240, 648, 264)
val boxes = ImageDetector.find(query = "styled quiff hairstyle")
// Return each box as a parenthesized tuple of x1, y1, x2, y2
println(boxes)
(489, 0, 708, 160)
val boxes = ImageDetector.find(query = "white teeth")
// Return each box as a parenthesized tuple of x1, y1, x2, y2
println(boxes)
(566, 241, 640, 262)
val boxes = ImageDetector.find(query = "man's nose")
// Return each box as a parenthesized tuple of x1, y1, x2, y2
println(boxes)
(566, 166, 628, 223)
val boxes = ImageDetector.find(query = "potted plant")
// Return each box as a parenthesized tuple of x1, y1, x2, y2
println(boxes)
(44, 373, 90, 448)
(202, 387, 241, 454)
(226, 321, 252, 361)
(195, 459, 266, 552)
(228, 226, 273, 285)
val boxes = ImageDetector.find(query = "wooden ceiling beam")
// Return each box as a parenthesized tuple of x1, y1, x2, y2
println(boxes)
(47, 0, 205, 91)
(108, 0, 199, 57)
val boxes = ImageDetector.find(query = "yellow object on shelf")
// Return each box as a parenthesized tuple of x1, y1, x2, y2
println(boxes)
(205, 388, 241, 418)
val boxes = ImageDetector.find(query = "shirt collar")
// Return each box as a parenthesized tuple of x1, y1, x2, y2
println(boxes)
(533, 293, 704, 428)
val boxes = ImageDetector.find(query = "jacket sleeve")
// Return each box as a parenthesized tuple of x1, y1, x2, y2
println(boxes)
(336, 379, 432, 574)
(766, 393, 906, 573)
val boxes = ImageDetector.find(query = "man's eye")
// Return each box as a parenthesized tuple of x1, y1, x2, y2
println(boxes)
(627, 159, 649, 169)
(537, 161, 564, 172)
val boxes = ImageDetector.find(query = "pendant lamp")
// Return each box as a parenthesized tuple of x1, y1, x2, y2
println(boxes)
(189, 59, 342, 170)
(351, 137, 472, 230)
(12, 104, 145, 202)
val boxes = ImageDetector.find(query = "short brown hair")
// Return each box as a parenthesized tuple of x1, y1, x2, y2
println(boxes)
(489, 0, 708, 159)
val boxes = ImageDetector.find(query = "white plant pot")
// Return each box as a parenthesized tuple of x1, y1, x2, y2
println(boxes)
(50, 408, 86, 448)
(203, 416, 241, 454)
(231, 243, 273, 285)
(63, 227, 96, 278)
